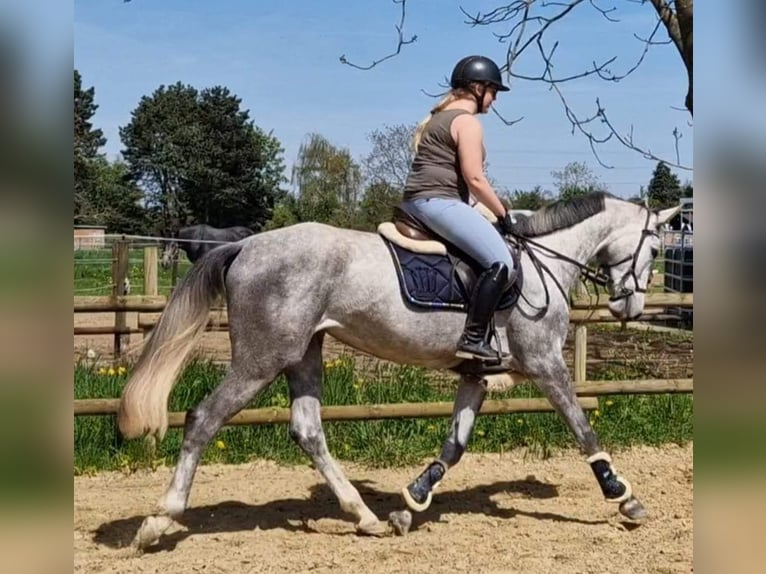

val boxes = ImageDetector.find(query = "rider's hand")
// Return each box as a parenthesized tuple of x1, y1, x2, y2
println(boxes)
(498, 211, 517, 235)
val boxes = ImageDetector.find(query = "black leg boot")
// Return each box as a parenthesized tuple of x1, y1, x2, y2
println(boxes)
(455, 262, 510, 361)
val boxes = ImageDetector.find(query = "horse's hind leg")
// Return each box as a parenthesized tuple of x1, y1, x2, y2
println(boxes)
(133, 366, 278, 550)
(285, 334, 388, 536)
(533, 358, 647, 521)
(403, 375, 487, 512)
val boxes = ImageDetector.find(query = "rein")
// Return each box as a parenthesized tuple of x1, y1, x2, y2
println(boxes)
(505, 207, 657, 314)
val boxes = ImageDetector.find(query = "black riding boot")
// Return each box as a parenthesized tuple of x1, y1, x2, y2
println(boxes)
(455, 262, 510, 361)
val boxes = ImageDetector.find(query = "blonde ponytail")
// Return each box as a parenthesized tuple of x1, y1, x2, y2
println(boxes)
(411, 90, 466, 152)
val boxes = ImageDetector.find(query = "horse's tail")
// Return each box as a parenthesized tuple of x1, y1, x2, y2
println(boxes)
(117, 242, 244, 440)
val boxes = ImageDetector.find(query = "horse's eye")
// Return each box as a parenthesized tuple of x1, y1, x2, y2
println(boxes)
(650, 247, 659, 258)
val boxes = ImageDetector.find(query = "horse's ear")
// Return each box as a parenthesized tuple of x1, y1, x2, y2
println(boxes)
(655, 205, 681, 226)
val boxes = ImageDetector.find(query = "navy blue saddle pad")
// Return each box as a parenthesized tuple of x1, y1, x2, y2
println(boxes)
(383, 239, 520, 312)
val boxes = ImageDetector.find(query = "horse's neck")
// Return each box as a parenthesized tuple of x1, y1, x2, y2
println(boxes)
(536, 209, 622, 292)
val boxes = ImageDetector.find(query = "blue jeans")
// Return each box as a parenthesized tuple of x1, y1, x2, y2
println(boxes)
(403, 197, 514, 271)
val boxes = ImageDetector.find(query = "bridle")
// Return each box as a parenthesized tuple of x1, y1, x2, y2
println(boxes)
(598, 207, 658, 302)
(506, 207, 658, 312)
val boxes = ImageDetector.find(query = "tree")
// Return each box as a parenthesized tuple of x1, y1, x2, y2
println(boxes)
(362, 123, 415, 190)
(504, 186, 553, 211)
(120, 82, 285, 234)
(74, 69, 107, 222)
(646, 161, 682, 209)
(183, 86, 286, 228)
(357, 181, 401, 230)
(340, 0, 693, 169)
(551, 162, 605, 201)
(288, 133, 362, 227)
(78, 159, 148, 233)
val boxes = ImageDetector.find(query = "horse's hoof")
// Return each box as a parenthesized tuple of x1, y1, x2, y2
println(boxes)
(388, 510, 412, 536)
(132, 515, 174, 550)
(401, 484, 433, 512)
(356, 519, 389, 537)
(619, 496, 648, 522)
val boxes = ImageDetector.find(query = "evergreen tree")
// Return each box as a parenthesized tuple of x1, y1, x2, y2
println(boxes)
(74, 69, 107, 222)
(120, 82, 285, 234)
(647, 161, 682, 209)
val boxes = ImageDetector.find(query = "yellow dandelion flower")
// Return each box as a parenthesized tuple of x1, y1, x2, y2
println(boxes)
(107, 367, 116, 376)
(426, 424, 436, 432)
(516, 419, 524, 425)
(589, 418, 596, 426)
(117, 366, 127, 375)
(215, 440, 225, 450)
(343, 443, 351, 452)
(605, 400, 614, 406)
(594, 410, 601, 417)
(476, 429, 485, 437)
(97, 367, 107, 375)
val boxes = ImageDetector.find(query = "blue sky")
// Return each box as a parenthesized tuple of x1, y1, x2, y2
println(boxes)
(74, 0, 693, 198)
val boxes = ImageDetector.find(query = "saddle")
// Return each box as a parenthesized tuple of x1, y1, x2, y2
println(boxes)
(378, 202, 522, 313)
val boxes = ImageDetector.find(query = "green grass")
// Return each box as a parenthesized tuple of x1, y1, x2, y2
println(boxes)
(74, 356, 693, 475)
(74, 248, 192, 296)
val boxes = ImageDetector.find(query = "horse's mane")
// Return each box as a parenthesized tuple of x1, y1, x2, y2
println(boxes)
(511, 192, 616, 237)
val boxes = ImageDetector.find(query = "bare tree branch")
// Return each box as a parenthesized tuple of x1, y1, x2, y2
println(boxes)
(339, 0, 417, 70)
(340, 0, 692, 169)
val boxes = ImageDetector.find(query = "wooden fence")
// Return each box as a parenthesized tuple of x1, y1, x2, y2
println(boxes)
(73, 378, 693, 427)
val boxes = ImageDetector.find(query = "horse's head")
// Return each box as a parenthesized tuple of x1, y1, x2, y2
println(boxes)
(160, 241, 179, 270)
(597, 204, 680, 320)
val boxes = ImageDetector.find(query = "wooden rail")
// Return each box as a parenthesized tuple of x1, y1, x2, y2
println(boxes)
(74, 379, 692, 428)
(74, 397, 600, 425)
(74, 292, 693, 315)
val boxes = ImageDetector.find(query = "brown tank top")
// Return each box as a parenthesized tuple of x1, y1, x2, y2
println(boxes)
(402, 109, 472, 203)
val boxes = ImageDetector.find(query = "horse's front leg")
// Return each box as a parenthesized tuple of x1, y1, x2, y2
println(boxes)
(402, 374, 486, 512)
(534, 358, 647, 521)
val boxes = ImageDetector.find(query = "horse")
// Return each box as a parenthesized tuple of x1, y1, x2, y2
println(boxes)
(118, 193, 678, 549)
(160, 224, 255, 268)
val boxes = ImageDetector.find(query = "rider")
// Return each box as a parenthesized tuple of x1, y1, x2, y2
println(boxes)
(400, 55, 516, 361)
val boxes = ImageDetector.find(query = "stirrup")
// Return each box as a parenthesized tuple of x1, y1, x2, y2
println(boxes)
(455, 342, 507, 362)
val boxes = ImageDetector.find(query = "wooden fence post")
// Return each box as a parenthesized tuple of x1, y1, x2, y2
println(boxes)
(574, 324, 587, 386)
(573, 278, 586, 300)
(143, 246, 158, 296)
(111, 239, 130, 358)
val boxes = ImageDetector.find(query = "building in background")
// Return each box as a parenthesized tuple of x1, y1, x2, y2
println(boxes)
(74, 225, 107, 250)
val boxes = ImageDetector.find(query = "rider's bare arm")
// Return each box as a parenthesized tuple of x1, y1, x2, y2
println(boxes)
(452, 114, 509, 218)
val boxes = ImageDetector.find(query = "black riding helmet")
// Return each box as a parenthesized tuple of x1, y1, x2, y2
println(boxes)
(450, 55, 510, 92)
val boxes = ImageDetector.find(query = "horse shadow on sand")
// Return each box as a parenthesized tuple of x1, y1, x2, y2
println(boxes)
(92, 475, 608, 553)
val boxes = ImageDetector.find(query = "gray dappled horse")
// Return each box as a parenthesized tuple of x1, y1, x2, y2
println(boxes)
(160, 224, 255, 268)
(118, 193, 678, 549)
